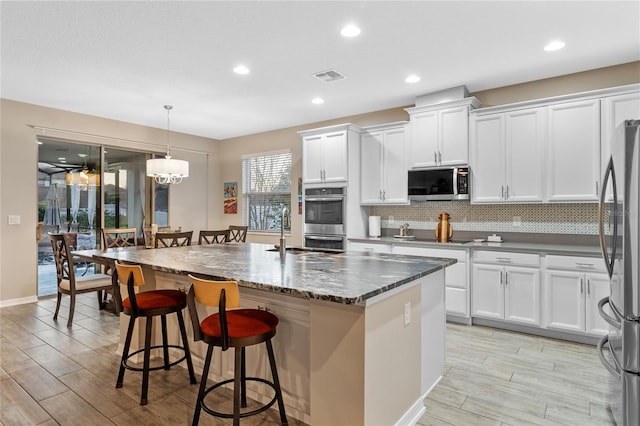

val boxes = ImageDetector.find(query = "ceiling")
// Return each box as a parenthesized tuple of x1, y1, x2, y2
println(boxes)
(2, 1, 639, 140)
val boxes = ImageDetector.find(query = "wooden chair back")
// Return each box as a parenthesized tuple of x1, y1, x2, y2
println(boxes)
(102, 227, 138, 248)
(228, 225, 248, 243)
(198, 230, 230, 245)
(154, 231, 193, 248)
(142, 226, 171, 247)
(49, 233, 77, 285)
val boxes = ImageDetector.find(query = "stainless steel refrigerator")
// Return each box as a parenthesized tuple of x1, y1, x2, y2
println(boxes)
(598, 119, 640, 425)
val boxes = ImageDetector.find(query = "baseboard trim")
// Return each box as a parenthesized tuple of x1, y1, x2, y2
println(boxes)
(0, 295, 39, 308)
(471, 317, 601, 345)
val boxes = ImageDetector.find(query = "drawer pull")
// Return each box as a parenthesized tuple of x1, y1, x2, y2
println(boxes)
(496, 257, 512, 263)
(576, 262, 595, 269)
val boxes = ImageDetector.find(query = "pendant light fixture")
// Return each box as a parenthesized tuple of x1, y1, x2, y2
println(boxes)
(146, 105, 189, 184)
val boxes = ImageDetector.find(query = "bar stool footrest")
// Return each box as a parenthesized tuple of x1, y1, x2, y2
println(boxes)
(201, 377, 279, 419)
(122, 344, 188, 372)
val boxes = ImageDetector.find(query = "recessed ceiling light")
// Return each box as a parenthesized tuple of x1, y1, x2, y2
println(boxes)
(405, 75, 421, 83)
(78, 153, 88, 158)
(58, 157, 66, 161)
(233, 65, 250, 75)
(544, 40, 566, 52)
(312, 98, 325, 105)
(340, 24, 361, 38)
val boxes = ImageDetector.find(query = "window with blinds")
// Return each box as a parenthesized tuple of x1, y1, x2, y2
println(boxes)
(241, 150, 292, 232)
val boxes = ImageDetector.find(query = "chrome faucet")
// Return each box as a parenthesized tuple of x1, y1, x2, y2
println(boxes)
(279, 206, 289, 258)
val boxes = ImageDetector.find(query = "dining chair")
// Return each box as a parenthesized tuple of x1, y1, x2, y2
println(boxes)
(142, 226, 172, 247)
(198, 229, 230, 245)
(101, 227, 138, 248)
(114, 261, 196, 405)
(154, 230, 193, 248)
(49, 233, 113, 327)
(187, 274, 287, 425)
(228, 225, 248, 243)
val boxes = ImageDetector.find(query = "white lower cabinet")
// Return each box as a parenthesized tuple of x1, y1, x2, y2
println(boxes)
(348, 241, 392, 253)
(472, 251, 541, 326)
(391, 245, 469, 318)
(544, 255, 610, 336)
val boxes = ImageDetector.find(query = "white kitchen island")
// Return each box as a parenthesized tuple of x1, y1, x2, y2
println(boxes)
(83, 243, 453, 425)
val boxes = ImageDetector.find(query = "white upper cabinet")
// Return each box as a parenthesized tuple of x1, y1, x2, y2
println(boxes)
(546, 99, 601, 202)
(405, 98, 480, 168)
(601, 91, 640, 172)
(470, 108, 545, 203)
(300, 124, 361, 185)
(360, 122, 408, 205)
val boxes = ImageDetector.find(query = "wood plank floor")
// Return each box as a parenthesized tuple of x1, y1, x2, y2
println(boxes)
(1, 294, 614, 425)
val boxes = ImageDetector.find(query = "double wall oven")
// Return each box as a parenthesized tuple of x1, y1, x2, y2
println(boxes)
(303, 187, 346, 251)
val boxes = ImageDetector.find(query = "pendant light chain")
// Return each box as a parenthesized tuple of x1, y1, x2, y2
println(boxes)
(165, 105, 172, 159)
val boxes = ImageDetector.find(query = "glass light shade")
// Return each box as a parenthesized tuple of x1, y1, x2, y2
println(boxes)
(146, 157, 189, 184)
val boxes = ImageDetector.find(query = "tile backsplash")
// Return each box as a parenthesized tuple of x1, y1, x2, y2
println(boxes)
(370, 202, 599, 235)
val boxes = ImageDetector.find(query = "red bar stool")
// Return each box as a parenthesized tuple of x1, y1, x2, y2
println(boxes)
(114, 261, 197, 405)
(187, 274, 288, 426)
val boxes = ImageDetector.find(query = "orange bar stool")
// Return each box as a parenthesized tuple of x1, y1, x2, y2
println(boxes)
(187, 274, 288, 426)
(114, 261, 197, 405)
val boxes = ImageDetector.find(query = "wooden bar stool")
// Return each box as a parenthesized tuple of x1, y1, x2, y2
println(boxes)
(187, 274, 287, 426)
(114, 261, 197, 405)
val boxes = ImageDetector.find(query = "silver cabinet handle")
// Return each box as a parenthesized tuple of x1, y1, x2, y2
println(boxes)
(434, 151, 438, 164)
(576, 262, 594, 269)
(438, 151, 442, 164)
(505, 271, 508, 286)
(501, 185, 505, 199)
(496, 257, 512, 263)
(580, 277, 584, 294)
(500, 270, 503, 285)
(379, 190, 383, 200)
(587, 279, 591, 295)
(505, 185, 509, 199)
(382, 190, 386, 201)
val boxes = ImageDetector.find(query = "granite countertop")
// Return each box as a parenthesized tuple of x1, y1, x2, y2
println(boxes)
(77, 243, 455, 305)
(348, 236, 602, 257)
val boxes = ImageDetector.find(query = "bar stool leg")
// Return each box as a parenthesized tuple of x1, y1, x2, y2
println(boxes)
(266, 339, 288, 425)
(177, 312, 197, 383)
(193, 345, 214, 426)
(240, 347, 247, 407)
(141, 316, 153, 405)
(117, 316, 136, 388)
(161, 315, 170, 369)
(233, 348, 242, 426)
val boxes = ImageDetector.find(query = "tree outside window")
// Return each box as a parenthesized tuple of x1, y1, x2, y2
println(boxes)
(242, 150, 291, 232)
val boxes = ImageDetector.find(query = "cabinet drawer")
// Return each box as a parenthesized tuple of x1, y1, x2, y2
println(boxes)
(392, 245, 467, 262)
(473, 251, 540, 267)
(545, 255, 606, 272)
(446, 287, 468, 316)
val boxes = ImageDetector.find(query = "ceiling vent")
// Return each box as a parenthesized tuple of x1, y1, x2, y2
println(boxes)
(313, 69, 346, 83)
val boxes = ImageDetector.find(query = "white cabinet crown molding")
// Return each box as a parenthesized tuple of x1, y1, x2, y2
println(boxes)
(471, 83, 640, 116)
(297, 122, 363, 137)
(405, 97, 481, 114)
(361, 121, 409, 132)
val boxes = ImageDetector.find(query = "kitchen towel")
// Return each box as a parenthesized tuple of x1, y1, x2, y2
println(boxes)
(369, 216, 381, 237)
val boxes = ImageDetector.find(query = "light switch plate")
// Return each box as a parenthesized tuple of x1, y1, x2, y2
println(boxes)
(8, 215, 21, 225)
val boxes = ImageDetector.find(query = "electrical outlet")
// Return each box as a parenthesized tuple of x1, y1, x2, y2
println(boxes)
(404, 302, 411, 326)
(513, 216, 522, 227)
(388, 215, 395, 224)
(8, 215, 20, 225)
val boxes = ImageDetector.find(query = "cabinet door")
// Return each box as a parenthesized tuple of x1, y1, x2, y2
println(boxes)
(446, 287, 468, 316)
(302, 135, 324, 184)
(381, 127, 408, 204)
(545, 270, 585, 332)
(470, 114, 506, 203)
(360, 131, 383, 204)
(601, 92, 640, 201)
(439, 105, 469, 165)
(322, 132, 348, 183)
(547, 99, 601, 202)
(409, 110, 439, 168)
(506, 108, 545, 202)
(585, 272, 611, 336)
(504, 266, 540, 325)
(472, 264, 504, 319)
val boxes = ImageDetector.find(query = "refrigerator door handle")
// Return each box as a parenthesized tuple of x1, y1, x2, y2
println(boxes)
(598, 157, 618, 278)
(597, 334, 621, 378)
(598, 296, 621, 328)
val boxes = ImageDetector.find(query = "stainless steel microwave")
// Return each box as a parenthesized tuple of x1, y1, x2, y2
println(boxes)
(408, 167, 469, 201)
